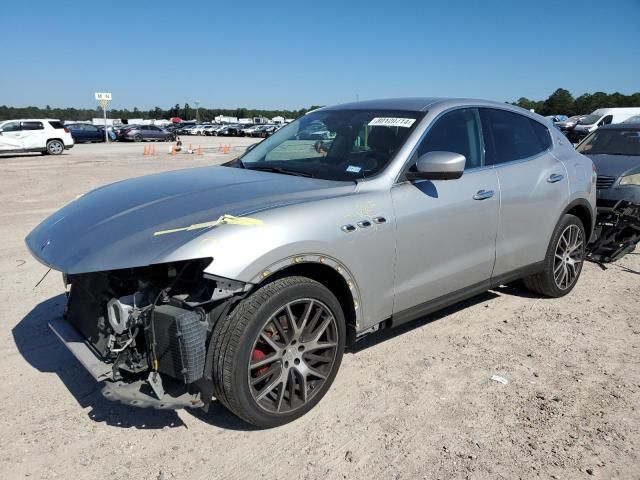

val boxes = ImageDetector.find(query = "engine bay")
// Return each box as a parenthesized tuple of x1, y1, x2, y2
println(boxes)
(63, 258, 243, 406)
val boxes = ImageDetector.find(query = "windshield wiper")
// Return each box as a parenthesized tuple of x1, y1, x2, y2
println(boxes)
(247, 166, 314, 178)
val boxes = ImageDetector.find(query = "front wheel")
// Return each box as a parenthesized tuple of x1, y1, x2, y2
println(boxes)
(46, 139, 64, 155)
(133, 134, 143, 142)
(211, 276, 345, 428)
(524, 214, 586, 297)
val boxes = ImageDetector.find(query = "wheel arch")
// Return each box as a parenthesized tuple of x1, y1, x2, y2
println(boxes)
(564, 198, 594, 238)
(248, 255, 361, 345)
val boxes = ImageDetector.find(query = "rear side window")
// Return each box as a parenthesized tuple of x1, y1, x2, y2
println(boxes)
(48, 121, 64, 129)
(21, 121, 44, 130)
(480, 109, 551, 165)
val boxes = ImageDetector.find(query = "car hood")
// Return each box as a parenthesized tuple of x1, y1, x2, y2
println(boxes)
(26, 165, 354, 274)
(589, 154, 640, 178)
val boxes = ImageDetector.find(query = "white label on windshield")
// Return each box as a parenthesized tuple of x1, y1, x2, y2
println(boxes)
(346, 165, 362, 173)
(368, 117, 416, 128)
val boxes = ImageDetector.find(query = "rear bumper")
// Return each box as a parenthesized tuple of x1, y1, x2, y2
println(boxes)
(48, 317, 204, 409)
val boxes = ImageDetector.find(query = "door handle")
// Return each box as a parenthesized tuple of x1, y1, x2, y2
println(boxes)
(547, 173, 564, 183)
(473, 189, 495, 201)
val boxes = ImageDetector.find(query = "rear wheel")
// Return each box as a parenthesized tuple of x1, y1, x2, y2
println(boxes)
(211, 276, 345, 428)
(524, 214, 585, 297)
(46, 139, 64, 155)
(133, 134, 143, 142)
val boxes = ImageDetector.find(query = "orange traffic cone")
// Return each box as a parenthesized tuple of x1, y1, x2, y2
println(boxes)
(218, 143, 223, 153)
(197, 145, 203, 155)
(151, 144, 156, 156)
(143, 145, 149, 156)
(171, 145, 176, 156)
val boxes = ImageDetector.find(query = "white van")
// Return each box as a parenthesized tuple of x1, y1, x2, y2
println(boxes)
(571, 107, 640, 142)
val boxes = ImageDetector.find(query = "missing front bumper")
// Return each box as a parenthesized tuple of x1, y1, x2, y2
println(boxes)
(48, 317, 204, 410)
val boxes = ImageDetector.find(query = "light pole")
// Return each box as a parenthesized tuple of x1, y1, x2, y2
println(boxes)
(195, 100, 200, 122)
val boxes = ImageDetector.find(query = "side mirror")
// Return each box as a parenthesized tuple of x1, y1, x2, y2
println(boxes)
(406, 151, 466, 181)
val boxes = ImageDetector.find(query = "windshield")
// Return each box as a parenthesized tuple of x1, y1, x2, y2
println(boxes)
(578, 114, 601, 125)
(235, 109, 424, 181)
(577, 129, 640, 156)
(624, 115, 640, 123)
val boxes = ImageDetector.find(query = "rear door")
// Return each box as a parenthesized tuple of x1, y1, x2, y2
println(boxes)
(391, 108, 500, 314)
(0, 121, 24, 151)
(20, 121, 47, 149)
(479, 108, 568, 278)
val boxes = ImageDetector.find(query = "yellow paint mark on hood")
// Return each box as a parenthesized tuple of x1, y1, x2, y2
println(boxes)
(154, 214, 264, 236)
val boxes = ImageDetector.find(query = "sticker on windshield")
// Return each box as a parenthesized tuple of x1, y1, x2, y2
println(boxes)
(368, 117, 416, 128)
(346, 165, 362, 173)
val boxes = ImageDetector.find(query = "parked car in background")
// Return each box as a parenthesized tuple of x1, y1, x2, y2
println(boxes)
(570, 108, 640, 143)
(204, 125, 226, 136)
(252, 124, 279, 137)
(546, 115, 568, 125)
(623, 115, 640, 124)
(556, 115, 586, 135)
(26, 97, 595, 427)
(0, 119, 74, 155)
(66, 123, 105, 143)
(217, 124, 243, 136)
(240, 124, 262, 136)
(190, 125, 209, 135)
(577, 123, 640, 207)
(117, 124, 175, 142)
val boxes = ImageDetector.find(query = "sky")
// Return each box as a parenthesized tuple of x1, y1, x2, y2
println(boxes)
(1, 0, 639, 111)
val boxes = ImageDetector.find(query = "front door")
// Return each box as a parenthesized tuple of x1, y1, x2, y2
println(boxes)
(0, 121, 24, 151)
(391, 108, 499, 315)
(20, 121, 47, 149)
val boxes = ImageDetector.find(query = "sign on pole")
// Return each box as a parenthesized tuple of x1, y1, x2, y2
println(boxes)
(94, 92, 112, 142)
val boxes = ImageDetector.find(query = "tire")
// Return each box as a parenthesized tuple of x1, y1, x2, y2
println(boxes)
(46, 139, 64, 155)
(133, 134, 143, 142)
(211, 276, 346, 428)
(523, 214, 586, 297)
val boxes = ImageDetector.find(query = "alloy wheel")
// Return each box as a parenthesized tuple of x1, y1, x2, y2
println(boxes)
(553, 224, 584, 290)
(248, 298, 339, 414)
(48, 140, 63, 154)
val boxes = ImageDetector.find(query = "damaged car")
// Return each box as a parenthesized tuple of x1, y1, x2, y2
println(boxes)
(577, 123, 640, 263)
(26, 98, 596, 427)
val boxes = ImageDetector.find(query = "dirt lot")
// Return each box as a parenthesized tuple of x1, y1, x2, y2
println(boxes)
(1, 138, 639, 480)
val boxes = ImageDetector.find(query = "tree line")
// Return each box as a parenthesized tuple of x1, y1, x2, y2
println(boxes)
(0, 103, 323, 122)
(513, 88, 640, 116)
(2, 89, 640, 122)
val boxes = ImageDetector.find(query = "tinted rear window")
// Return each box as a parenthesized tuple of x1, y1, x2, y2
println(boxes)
(48, 121, 64, 129)
(480, 109, 551, 165)
(21, 121, 44, 130)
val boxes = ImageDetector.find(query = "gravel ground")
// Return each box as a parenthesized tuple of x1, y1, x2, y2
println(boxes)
(1, 139, 639, 480)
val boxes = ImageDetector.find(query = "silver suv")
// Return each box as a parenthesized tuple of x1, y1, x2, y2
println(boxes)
(26, 98, 596, 427)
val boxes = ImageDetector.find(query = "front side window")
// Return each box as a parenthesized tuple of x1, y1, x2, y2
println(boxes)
(480, 109, 550, 165)
(1, 121, 21, 132)
(577, 129, 640, 156)
(237, 109, 424, 181)
(415, 108, 483, 170)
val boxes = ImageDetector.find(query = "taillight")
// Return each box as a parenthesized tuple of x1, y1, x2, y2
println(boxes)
(64, 127, 70, 133)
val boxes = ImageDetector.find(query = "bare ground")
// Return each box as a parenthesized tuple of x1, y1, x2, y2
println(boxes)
(1, 139, 638, 480)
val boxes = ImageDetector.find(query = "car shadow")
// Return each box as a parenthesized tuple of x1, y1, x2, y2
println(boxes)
(12, 294, 186, 430)
(348, 291, 499, 353)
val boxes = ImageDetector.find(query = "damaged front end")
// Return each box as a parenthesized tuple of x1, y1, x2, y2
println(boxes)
(587, 201, 640, 264)
(51, 258, 248, 409)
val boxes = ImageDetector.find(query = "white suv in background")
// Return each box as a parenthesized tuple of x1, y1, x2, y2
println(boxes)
(0, 119, 74, 155)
